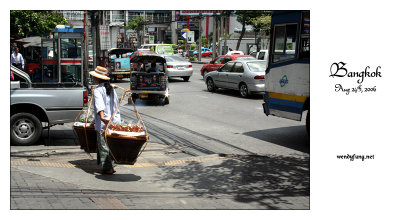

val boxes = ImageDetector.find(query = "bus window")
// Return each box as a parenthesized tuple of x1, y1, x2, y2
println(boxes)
(272, 24, 297, 63)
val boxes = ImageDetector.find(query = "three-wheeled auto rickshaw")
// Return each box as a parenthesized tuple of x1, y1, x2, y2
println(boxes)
(108, 48, 134, 82)
(130, 55, 169, 105)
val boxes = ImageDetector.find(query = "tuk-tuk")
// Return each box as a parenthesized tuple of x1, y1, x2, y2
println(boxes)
(130, 55, 169, 105)
(108, 48, 134, 82)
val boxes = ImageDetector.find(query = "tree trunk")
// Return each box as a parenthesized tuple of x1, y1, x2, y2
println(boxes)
(236, 19, 246, 51)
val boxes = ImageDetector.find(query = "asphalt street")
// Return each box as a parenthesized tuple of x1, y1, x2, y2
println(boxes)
(10, 59, 310, 210)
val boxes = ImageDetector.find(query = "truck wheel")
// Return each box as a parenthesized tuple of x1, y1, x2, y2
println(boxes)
(306, 110, 310, 134)
(164, 97, 170, 105)
(11, 113, 43, 145)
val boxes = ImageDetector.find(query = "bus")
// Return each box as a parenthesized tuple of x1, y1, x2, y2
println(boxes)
(262, 10, 310, 133)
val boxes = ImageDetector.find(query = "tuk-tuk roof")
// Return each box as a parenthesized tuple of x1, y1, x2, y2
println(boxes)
(108, 48, 135, 55)
(131, 55, 166, 64)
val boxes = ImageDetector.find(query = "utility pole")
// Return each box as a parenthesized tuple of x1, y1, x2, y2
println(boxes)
(212, 11, 216, 59)
(198, 12, 202, 61)
(95, 11, 102, 67)
(143, 11, 146, 45)
(83, 11, 88, 88)
(224, 15, 227, 55)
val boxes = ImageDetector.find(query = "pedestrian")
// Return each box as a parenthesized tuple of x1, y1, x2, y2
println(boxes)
(11, 46, 24, 70)
(89, 66, 121, 175)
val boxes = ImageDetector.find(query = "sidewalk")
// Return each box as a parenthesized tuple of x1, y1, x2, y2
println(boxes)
(10, 123, 309, 210)
(185, 56, 212, 64)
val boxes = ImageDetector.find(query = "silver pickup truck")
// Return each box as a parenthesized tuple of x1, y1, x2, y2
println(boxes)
(10, 65, 88, 145)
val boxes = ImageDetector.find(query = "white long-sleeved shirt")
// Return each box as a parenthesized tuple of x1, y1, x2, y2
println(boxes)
(93, 83, 121, 133)
(11, 52, 24, 68)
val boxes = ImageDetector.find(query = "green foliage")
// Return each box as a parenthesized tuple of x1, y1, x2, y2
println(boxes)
(235, 10, 271, 50)
(189, 56, 195, 61)
(249, 15, 272, 35)
(202, 37, 208, 48)
(190, 43, 197, 50)
(10, 10, 68, 37)
(125, 16, 146, 33)
(236, 10, 271, 26)
(177, 40, 185, 49)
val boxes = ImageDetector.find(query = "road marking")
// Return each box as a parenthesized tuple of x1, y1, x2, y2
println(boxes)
(90, 197, 127, 209)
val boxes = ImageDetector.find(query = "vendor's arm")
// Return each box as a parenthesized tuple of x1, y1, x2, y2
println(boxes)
(98, 111, 110, 125)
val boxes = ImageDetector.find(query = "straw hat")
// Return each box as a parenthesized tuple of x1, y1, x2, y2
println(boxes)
(89, 66, 110, 80)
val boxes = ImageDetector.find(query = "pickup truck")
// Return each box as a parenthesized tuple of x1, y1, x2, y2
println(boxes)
(249, 50, 269, 61)
(10, 65, 88, 145)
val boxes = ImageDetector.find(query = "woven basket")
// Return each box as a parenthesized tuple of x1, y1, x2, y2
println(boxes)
(73, 125, 97, 153)
(106, 133, 149, 165)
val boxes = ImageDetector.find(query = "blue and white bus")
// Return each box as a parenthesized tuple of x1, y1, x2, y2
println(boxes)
(262, 11, 310, 133)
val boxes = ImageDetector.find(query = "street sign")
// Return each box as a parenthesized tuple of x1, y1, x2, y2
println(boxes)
(181, 32, 187, 39)
(149, 35, 155, 44)
(187, 31, 195, 43)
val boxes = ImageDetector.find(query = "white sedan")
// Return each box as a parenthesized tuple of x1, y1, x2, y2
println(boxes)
(204, 60, 267, 98)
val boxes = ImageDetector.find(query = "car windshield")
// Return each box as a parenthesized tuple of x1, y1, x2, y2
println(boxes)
(235, 56, 256, 61)
(247, 61, 267, 72)
(165, 56, 186, 62)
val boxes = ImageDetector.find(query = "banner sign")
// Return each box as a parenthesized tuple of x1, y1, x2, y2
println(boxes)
(100, 25, 111, 50)
(180, 10, 222, 16)
(177, 22, 199, 30)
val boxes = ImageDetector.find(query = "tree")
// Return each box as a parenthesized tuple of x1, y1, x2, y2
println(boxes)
(235, 11, 270, 51)
(249, 14, 271, 51)
(10, 10, 68, 38)
(221, 10, 233, 54)
(125, 17, 146, 46)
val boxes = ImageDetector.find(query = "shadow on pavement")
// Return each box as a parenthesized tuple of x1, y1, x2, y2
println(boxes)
(69, 159, 142, 182)
(159, 154, 309, 209)
(202, 88, 264, 100)
(243, 126, 310, 154)
(95, 174, 141, 182)
(38, 129, 79, 146)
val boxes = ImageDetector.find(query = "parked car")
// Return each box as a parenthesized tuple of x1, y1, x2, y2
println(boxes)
(226, 50, 244, 55)
(160, 55, 193, 82)
(131, 50, 157, 71)
(193, 47, 213, 57)
(200, 55, 256, 78)
(10, 65, 87, 145)
(249, 50, 268, 61)
(204, 60, 267, 98)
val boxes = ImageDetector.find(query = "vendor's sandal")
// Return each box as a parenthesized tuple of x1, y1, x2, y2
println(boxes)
(101, 169, 115, 175)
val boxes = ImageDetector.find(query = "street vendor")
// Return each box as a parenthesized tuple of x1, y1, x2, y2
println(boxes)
(89, 66, 121, 175)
